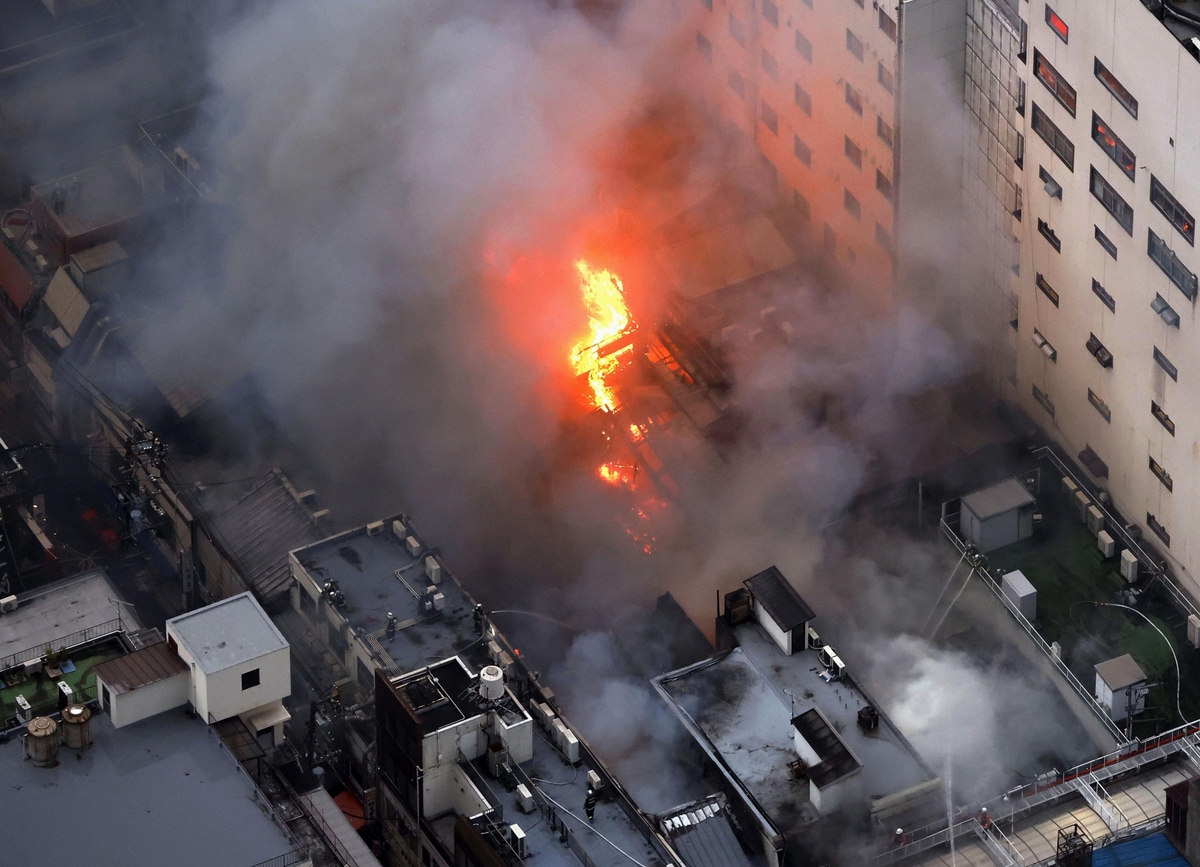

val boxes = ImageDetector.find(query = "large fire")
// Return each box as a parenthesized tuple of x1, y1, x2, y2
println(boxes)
(568, 261, 636, 413)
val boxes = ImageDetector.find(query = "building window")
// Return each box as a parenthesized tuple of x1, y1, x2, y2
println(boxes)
(1019, 18, 1028, 62)
(1086, 333, 1114, 368)
(793, 190, 811, 221)
(794, 135, 812, 166)
(1045, 5, 1068, 42)
(1150, 457, 1174, 491)
(1091, 114, 1135, 181)
(876, 170, 894, 201)
(795, 30, 813, 62)
(1034, 50, 1076, 116)
(823, 223, 836, 252)
(875, 222, 894, 257)
(1018, 80, 1027, 116)
(845, 136, 862, 168)
(1033, 384, 1055, 417)
(1079, 445, 1109, 478)
(1038, 218, 1061, 252)
(879, 8, 897, 40)
(794, 83, 812, 114)
(760, 155, 777, 187)
(1091, 279, 1116, 313)
(762, 50, 778, 80)
(242, 669, 261, 690)
(1154, 346, 1178, 381)
(1151, 294, 1181, 327)
(700, 0, 712, 9)
(1090, 167, 1133, 235)
(1039, 166, 1062, 199)
(1036, 273, 1059, 306)
(1095, 226, 1118, 259)
(728, 70, 746, 100)
(1150, 176, 1195, 245)
(1032, 104, 1074, 170)
(847, 29, 864, 61)
(1147, 513, 1170, 547)
(1016, 132, 1025, 169)
(1088, 389, 1112, 423)
(801, 0, 813, 8)
(696, 32, 713, 62)
(729, 13, 747, 47)
(762, 0, 779, 27)
(877, 116, 894, 149)
(1148, 229, 1198, 300)
(762, 102, 778, 134)
(1095, 58, 1138, 119)
(845, 83, 863, 116)
(851, 0, 865, 8)
(878, 63, 895, 94)
(1152, 401, 1176, 436)
(844, 189, 862, 220)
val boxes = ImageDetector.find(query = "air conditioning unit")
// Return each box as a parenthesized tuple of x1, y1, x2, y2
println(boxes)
(510, 824, 527, 858)
(1097, 531, 1115, 558)
(0, 594, 17, 614)
(1187, 614, 1200, 648)
(405, 535, 421, 557)
(1086, 506, 1106, 537)
(1062, 476, 1079, 499)
(425, 556, 442, 584)
(806, 624, 823, 649)
(516, 783, 535, 813)
(1119, 550, 1139, 583)
(1074, 490, 1091, 523)
(15, 694, 32, 724)
(392, 520, 406, 540)
(24, 658, 42, 675)
(366, 520, 384, 536)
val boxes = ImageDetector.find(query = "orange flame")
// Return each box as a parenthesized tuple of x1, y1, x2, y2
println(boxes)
(569, 261, 634, 413)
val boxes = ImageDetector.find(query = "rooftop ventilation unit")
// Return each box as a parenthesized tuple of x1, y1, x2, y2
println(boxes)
(516, 783, 535, 813)
(15, 694, 32, 724)
(0, 595, 17, 614)
(366, 520, 384, 536)
(392, 520, 406, 540)
(1187, 614, 1200, 648)
(424, 556, 442, 584)
(406, 536, 421, 557)
(1119, 550, 1139, 583)
(510, 824, 527, 858)
(1097, 531, 1115, 558)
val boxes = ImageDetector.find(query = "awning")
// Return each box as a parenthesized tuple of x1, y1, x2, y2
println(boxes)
(246, 703, 291, 734)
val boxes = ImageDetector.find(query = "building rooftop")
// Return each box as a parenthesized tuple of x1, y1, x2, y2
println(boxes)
(92, 639, 187, 696)
(166, 591, 288, 675)
(394, 657, 486, 732)
(655, 615, 934, 835)
(661, 796, 760, 867)
(0, 710, 298, 867)
(1096, 654, 1147, 691)
(960, 478, 1035, 520)
(292, 518, 486, 675)
(1093, 832, 1190, 867)
(745, 566, 814, 632)
(0, 569, 137, 664)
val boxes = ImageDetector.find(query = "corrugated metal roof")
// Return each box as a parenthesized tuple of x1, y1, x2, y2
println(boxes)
(92, 640, 187, 695)
(662, 797, 755, 867)
(1093, 833, 1189, 867)
(214, 470, 325, 606)
(745, 566, 814, 631)
(961, 478, 1035, 520)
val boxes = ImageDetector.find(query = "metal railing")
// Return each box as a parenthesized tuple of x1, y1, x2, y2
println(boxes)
(247, 850, 309, 867)
(511, 763, 598, 867)
(0, 615, 125, 673)
(939, 513, 1126, 743)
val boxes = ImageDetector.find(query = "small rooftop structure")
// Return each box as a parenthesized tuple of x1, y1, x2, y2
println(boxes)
(93, 640, 187, 695)
(660, 795, 758, 867)
(744, 566, 814, 656)
(959, 477, 1036, 553)
(167, 591, 288, 675)
(0, 710, 300, 867)
(1094, 654, 1147, 723)
(92, 640, 190, 729)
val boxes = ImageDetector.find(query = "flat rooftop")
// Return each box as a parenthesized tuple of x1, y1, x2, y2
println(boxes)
(0, 710, 297, 867)
(293, 519, 488, 674)
(167, 591, 288, 675)
(656, 618, 933, 832)
(0, 569, 139, 664)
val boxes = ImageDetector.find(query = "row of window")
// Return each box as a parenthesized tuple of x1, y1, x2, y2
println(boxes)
(793, 191, 894, 260)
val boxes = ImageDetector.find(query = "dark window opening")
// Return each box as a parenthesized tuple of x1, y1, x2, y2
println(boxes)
(878, 63, 895, 94)
(793, 190, 811, 221)
(1148, 229, 1197, 300)
(1036, 273, 1059, 306)
(795, 30, 813, 62)
(794, 82, 812, 114)
(794, 135, 812, 166)
(1034, 50, 1076, 115)
(876, 169, 894, 201)
(1032, 104, 1074, 170)
(1091, 279, 1116, 313)
(1148, 513, 1170, 547)
(877, 116, 895, 149)
(1151, 176, 1195, 245)
(1090, 166, 1133, 235)
(1095, 58, 1138, 118)
(728, 70, 746, 100)
(1094, 225, 1118, 259)
(844, 188, 861, 220)
(875, 222, 894, 258)
(1152, 401, 1176, 436)
(696, 32, 713, 62)
(1033, 384, 1055, 417)
(847, 29, 864, 61)
(762, 102, 779, 135)
(729, 13, 747, 47)
(845, 136, 862, 168)
(1088, 389, 1111, 423)
(1150, 457, 1173, 491)
(879, 9, 897, 40)
(1092, 113, 1135, 180)
(1038, 218, 1061, 251)
(845, 83, 863, 116)
(242, 669, 261, 690)
(1079, 445, 1108, 478)
(762, 0, 779, 26)
(1154, 346, 1178, 381)
(762, 50, 778, 79)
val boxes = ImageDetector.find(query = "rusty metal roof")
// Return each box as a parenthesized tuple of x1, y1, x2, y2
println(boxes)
(92, 640, 187, 696)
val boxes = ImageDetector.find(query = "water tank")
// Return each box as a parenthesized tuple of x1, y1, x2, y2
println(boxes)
(24, 717, 59, 766)
(61, 704, 92, 750)
(480, 665, 505, 701)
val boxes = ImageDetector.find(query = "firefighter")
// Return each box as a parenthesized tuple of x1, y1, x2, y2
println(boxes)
(892, 828, 906, 847)
(979, 807, 992, 830)
(473, 604, 486, 636)
(386, 612, 398, 642)
(584, 785, 597, 822)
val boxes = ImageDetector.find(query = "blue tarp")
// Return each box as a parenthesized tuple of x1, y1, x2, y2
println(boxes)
(1093, 833, 1189, 867)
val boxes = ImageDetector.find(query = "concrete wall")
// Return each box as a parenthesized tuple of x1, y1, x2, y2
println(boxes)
(753, 598, 793, 655)
(196, 645, 290, 724)
(97, 670, 190, 728)
(809, 767, 864, 815)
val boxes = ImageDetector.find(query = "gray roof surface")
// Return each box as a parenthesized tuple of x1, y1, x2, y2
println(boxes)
(215, 470, 325, 604)
(656, 620, 932, 833)
(0, 710, 295, 867)
(167, 591, 288, 674)
(960, 478, 1035, 520)
(1095, 654, 1146, 690)
(92, 640, 187, 695)
(0, 570, 139, 662)
(745, 567, 814, 631)
(293, 519, 485, 675)
(662, 797, 759, 867)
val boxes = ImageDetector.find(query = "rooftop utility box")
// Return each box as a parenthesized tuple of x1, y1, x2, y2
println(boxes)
(1097, 531, 1115, 558)
(1095, 654, 1146, 722)
(93, 641, 190, 729)
(1074, 490, 1091, 523)
(958, 478, 1036, 553)
(1188, 614, 1200, 648)
(743, 566, 815, 656)
(1062, 476, 1079, 498)
(1120, 550, 1139, 583)
(1001, 570, 1037, 621)
(1086, 506, 1106, 536)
